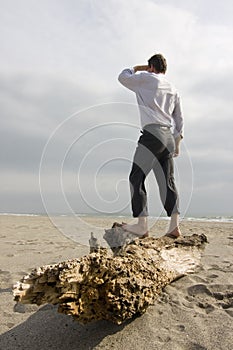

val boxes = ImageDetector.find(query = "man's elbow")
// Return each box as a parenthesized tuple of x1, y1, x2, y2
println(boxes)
(118, 74, 122, 83)
(118, 74, 127, 87)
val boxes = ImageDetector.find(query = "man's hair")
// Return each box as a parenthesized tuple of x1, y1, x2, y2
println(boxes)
(148, 54, 167, 74)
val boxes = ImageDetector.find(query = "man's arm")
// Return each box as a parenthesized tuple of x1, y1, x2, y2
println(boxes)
(133, 65, 149, 72)
(173, 135, 182, 157)
(118, 65, 148, 92)
(172, 94, 184, 157)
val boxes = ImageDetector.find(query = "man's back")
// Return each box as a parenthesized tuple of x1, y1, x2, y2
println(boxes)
(118, 68, 182, 135)
(133, 71, 178, 125)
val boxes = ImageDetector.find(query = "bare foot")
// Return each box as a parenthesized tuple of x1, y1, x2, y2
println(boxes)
(165, 227, 182, 238)
(122, 223, 148, 237)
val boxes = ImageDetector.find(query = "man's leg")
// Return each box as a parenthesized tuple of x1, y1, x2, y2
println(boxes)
(153, 155, 181, 237)
(129, 162, 148, 218)
(123, 143, 154, 236)
(167, 212, 181, 237)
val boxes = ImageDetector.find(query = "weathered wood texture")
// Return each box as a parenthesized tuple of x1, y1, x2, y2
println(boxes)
(13, 227, 207, 324)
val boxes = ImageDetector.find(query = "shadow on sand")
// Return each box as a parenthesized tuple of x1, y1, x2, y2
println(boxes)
(0, 304, 130, 350)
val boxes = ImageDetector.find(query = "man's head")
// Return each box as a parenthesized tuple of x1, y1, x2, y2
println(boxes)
(148, 54, 167, 74)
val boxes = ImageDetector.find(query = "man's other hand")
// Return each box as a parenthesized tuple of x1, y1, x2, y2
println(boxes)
(173, 135, 182, 157)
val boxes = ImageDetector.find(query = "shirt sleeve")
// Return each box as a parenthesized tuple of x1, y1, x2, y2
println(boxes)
(172, 94, 184, 138)
(118, 68, 141, 92)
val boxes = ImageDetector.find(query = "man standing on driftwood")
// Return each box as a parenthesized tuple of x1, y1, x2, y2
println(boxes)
(118, 53, 184, 238)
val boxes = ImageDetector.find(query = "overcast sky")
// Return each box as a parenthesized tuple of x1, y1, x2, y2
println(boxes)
(1, 0, 233, 218)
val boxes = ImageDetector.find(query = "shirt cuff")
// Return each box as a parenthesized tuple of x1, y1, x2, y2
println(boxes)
(173, 130, 183, 139)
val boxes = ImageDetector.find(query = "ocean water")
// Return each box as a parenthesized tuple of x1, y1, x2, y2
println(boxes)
(0, 212, 232, 223)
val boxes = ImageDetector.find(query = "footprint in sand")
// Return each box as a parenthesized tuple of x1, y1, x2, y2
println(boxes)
(225, 309, 233, 317)
(0, 270, 12, 289)
(208, 264, 233, 273)
(6, 322, 15, 329)
(186, 284, 215, 314)
(210, 284, 233, 309)
(207, 273, 219, 280)
(227, 236, 233, 246)
(14, 303, 39, 313)
(0, 287, 12, 294)
(187, 284, 212, 296)
(189, 343, 208, 350)
(17, 271, 29, 277)
(175, 324, 186, 332)
(0, 270, 11, 275)
(15, 225, 28, 229)
(187, 283, 233, 316)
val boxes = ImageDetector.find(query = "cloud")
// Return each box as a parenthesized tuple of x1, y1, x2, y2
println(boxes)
(1, 0, 232, 216)
(154, 0, 233, 26)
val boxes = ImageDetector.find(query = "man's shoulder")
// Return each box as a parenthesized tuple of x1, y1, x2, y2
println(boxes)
(137, 73, 179, 94)
(160, 76, 178, 93)
(138, 71, 160, 83)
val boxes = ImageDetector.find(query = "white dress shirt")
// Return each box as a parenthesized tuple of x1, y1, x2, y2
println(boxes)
(118, 68, 184, 138)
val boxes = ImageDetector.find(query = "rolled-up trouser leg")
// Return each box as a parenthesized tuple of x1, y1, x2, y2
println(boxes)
(129, 162, 148, 217)
(129, 141, 155, 217)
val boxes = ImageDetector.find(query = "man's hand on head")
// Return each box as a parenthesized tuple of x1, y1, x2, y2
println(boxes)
(134, 65, 149, 72)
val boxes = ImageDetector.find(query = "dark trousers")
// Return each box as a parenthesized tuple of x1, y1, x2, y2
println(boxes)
(129, 124, 180, 217)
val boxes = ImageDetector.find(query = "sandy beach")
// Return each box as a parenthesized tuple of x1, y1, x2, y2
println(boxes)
(0, 215, 232, 350)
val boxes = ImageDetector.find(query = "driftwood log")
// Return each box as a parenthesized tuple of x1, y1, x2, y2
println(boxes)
(13, 226, 207, 325)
